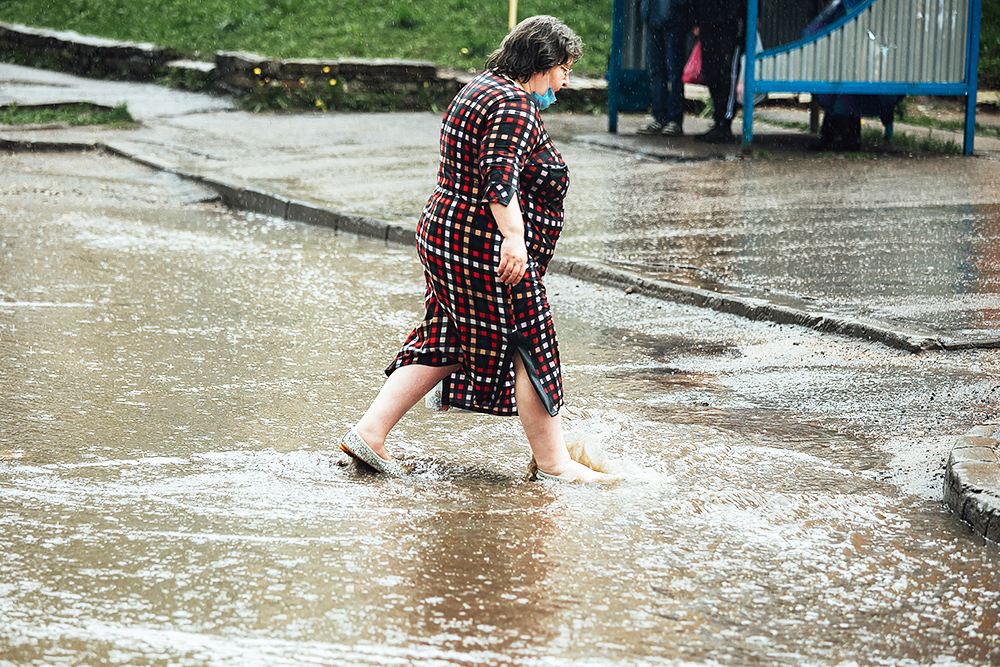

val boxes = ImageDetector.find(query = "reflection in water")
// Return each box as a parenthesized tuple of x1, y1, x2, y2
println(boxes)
(2, 152, 1000, 666)
(974, 202, 1000, 329)
(373, 491, 560, 655)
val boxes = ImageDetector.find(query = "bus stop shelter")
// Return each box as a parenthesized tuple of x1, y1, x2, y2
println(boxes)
(607, 0, 983, 154)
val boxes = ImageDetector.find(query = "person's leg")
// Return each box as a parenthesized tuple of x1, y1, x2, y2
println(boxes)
(716, 20, 743, 128)
(664, 21, 687, 127)
(513, 353, 605, 482)
(354, 362, 461, 460)
(647, 23, 669, 125)
(699, 21, 741, 133)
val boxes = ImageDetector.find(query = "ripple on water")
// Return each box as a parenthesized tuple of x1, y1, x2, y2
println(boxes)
(4, 156, 1000, 666)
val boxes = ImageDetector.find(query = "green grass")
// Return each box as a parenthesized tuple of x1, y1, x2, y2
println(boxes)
(0, 0, 613, 77)
(981, 0, 1000, 89)
(0, 102, 136, 127)
(749, 115, 963, 155)
(894, 112, 1000, 140)
(761, 118, 810, 132)
(0, 0, 996, 84)
(862, 127, 963, 155)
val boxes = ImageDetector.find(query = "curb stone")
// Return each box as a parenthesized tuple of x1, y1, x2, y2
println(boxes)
(944, 424, 1000, 544)
(97, 137, 956, 353)
(549, 257, 944, 352)
(109, 151, 947, 353)
(0, 21, 176, 81)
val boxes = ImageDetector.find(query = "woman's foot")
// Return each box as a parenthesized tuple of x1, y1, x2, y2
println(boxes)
(352, 425, 393, 461)
(340, 427, 407, 476)
(530, 457, 610, 482)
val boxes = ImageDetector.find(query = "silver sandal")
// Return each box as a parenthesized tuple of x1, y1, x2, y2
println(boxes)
(534, 469, 573, 482)
(339, 427, 407, 477)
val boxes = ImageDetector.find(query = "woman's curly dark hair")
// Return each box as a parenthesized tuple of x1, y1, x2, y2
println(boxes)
(486, 15, 583, 83)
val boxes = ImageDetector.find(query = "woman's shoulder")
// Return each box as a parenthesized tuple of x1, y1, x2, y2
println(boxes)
(465, 71, 532, 108)
(444, 71, 540, 139)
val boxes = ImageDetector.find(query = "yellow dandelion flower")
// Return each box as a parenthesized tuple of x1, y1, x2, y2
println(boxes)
(461, 48, 469, 55)
(423, 81, 430, 88)
(253, 67, 261, 75)
(323, 66, 331, 73)
(299, 78, 305, 84)
(330, 78, 337, 86)
(264, 77, 270, 83)
(315, 100, 323, 107)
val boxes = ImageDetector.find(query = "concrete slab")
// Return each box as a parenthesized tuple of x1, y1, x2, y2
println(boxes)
(0, 62, 234, 119)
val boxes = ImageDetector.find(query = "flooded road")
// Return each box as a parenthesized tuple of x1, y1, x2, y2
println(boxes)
(2, 151, 1000, 666)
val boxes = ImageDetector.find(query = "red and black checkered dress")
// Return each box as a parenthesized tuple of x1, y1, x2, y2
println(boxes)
(386, 70, 569, 417)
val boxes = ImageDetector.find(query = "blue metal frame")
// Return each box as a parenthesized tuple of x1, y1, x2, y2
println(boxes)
(607, 0, 652, 133)
(740, 0, 982, 154)
(754, 0, 878, 61)
(608, 0, 626, 133)
(965, 0, 983, 153)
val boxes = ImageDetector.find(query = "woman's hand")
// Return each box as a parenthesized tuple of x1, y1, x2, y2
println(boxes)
(498, 234, 528, 285)
(490, 200, 529, 285)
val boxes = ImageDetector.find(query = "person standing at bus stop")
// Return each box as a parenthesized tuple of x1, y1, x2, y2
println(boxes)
(638, 0, 690, 136)
(692, 0, 747, 143)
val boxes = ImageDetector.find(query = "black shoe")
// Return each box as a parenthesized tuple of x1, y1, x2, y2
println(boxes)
(695, 125, 736, 144)
(661, 121, 683, 137)
(639, 120, 684, 137)
(637, 120, 667, 135)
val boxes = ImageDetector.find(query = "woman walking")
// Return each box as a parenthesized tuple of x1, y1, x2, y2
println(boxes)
(341, 15, 605, 482)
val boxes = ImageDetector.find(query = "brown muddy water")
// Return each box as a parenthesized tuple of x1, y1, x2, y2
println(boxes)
(2, 151, 999, 666)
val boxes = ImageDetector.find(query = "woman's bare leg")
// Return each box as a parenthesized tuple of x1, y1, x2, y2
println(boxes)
(354, 363, 461, 460)
(513, 354, 605, 481)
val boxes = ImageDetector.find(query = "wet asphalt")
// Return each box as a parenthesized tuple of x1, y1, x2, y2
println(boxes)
(1, 61, 999, 535)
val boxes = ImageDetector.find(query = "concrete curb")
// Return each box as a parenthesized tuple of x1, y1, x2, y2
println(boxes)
(193, 183, 1000, 352)
(96, 140, 418, 245)
(548, 257, 943, 352)
(944, 423, 1000, 544)
(102, 138, 956, 352)
(0, 21, 176, 81)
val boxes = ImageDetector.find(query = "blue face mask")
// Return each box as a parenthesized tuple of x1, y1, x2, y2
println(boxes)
(531, 87, 557, 111)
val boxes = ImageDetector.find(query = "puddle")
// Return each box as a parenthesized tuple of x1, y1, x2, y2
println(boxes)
(2, 150, 999, 666)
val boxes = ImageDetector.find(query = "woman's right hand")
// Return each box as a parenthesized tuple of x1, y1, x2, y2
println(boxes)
(498, 234, 528, 285)
(490, 200, 529, 285)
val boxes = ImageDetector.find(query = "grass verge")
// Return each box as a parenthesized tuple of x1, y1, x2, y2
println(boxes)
(894, 112, 1000, 140)
(0, 0, 613, 77)
(0, 103, 136, 127)
(862, 128, 963, 155)
(2, 0, 997, 86)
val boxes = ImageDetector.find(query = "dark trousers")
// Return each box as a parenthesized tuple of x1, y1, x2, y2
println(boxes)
(699, 19, 744, 128)
(818, 114, 862, 151)
(646, 20, 687, 125)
